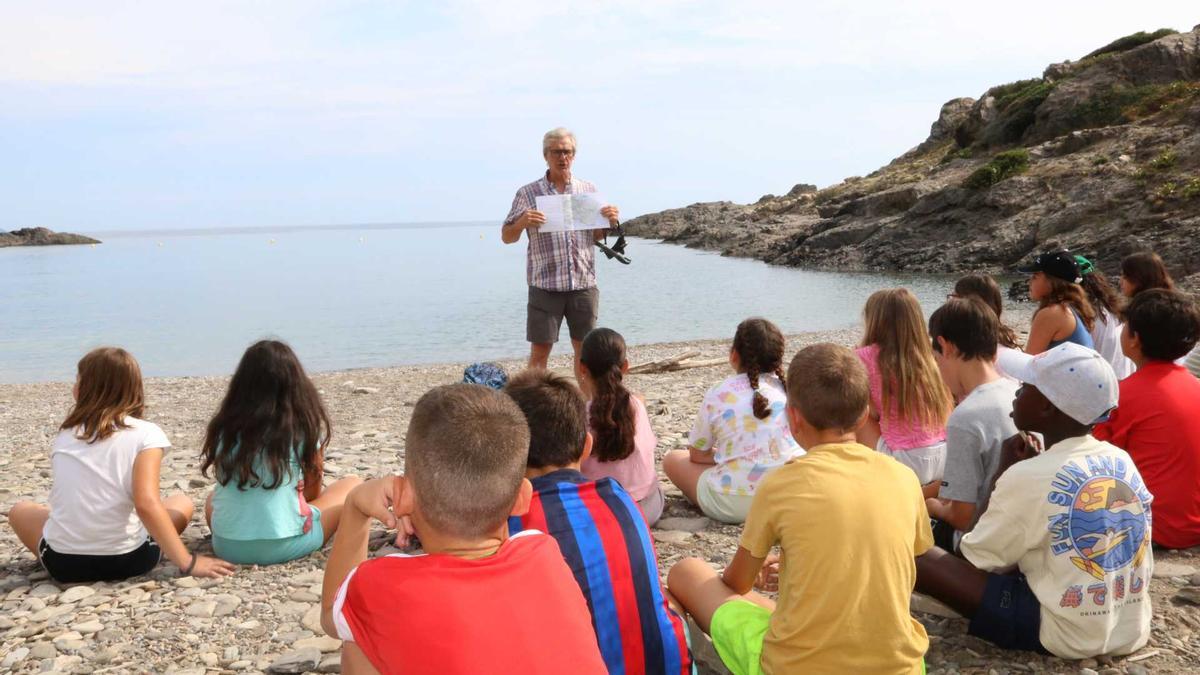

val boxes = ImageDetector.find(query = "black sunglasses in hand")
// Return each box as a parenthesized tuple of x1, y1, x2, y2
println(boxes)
(595, 224, 630, 265)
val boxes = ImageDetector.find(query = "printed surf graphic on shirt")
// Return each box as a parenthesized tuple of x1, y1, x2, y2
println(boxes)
(1048, 455, 1152, 611)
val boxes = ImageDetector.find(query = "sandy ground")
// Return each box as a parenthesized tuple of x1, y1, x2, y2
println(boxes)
(2, 317, 1200, 673)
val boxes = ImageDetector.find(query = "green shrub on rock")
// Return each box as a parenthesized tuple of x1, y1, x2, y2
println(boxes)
(962, 150, 1031, 190)
(1150, 150, 1178, 171)
(1065, 81, 1200, 131)
(980, 80, 1057, 147)
(1084, 29, 1178, 60)
(1180, 177, 1200, 200)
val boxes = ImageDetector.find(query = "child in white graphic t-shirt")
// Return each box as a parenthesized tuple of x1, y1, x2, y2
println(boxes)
(915, 343, 1153, 659)
(663, 318, 803, 524)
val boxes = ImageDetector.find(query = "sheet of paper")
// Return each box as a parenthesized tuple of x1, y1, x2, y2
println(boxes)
(535, 193, 609, 232)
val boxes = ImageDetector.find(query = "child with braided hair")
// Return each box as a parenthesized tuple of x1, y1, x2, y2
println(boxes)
(663, 318, 803, 524)
(578, 328, 666, 525)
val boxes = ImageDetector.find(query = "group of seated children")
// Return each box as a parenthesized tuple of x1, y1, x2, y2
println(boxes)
(6, 246, 1200, 674)
(9, 341, 364, 582)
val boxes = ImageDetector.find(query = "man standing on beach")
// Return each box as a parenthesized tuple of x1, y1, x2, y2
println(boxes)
(501, 127, 620, 370)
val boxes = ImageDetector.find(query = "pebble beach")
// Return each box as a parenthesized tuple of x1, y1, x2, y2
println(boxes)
(3, 321, 1200, 674)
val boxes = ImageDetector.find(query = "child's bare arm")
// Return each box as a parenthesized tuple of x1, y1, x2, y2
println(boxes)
(341, 642, 381, 675)
(132, 449, 234, 578)
(721, 546, 767, 595)
(321, 477, 400, 636)
(687, 446, 718, 465)
(925, 498, 977, 533)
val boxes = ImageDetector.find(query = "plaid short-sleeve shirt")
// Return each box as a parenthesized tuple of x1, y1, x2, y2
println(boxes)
(504, 172, 601, 292)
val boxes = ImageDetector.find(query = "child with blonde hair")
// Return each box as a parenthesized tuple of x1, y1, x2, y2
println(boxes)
(663, 318, 802, 524)
(855, 289, 952, 492)
(7, 348, 234, 582)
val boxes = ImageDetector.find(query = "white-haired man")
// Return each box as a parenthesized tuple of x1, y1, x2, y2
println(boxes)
(501, 128, 620, 370)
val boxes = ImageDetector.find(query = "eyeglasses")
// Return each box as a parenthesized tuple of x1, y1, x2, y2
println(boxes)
(547, 149, 575, 157)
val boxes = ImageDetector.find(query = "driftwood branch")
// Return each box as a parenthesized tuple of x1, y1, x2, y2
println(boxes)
(629, 352, 727, 375)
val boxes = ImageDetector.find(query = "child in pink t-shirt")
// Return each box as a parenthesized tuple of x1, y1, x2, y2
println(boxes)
(855, 289, 952, 493)
(578, 328, 665, 525)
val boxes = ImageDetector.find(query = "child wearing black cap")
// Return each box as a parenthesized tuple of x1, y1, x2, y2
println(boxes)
(1019, 250, 1097, 354)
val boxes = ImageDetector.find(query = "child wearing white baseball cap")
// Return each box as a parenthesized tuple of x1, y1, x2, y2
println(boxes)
(915, 342, 1154, 659)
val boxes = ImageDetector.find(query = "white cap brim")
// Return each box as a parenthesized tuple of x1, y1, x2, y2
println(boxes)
(996, 347, 1037, 385)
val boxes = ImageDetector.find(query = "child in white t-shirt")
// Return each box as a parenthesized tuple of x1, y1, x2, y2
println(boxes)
(663, 318, 802, 524)
(916, 343, 1152, 659)
(7, 348, 235, 582)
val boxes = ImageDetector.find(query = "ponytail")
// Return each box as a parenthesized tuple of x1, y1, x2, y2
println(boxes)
(580, 328, 637, 462)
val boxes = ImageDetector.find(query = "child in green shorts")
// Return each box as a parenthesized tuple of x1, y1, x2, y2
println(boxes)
(668, 343, 932, 674)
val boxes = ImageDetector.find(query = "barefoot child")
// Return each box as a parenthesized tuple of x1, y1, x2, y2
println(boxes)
(505, 369, 692, 675)
(663, 318, 801, 524)
(918, 343, 1152, 658)
(668, 344, 932, 674)
(7, 347, 235, 582)
(201, 340, 362, 565)
(321, 384, 605, 674)
(578, 328, 666, 525)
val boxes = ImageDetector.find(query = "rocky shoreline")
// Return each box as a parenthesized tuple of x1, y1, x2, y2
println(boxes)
(0, 228, 99, 249)
(625, 26, 1200, 293)
(3, 323, 1200, 673)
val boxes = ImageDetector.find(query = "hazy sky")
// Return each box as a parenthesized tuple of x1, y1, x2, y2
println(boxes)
(2, 2, 1196, 231)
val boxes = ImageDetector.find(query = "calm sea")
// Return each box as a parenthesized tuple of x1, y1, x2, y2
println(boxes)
(0, 223, 956, 384)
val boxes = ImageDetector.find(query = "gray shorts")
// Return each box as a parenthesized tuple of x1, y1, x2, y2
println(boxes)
(527, 286, 598, 344)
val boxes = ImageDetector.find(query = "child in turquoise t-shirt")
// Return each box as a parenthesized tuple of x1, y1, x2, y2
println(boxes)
(200, 340, 361, 565)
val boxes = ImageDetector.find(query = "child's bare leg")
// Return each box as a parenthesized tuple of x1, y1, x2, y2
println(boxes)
(310, 476, 364, 544)
(204, 491, 214, 528)
(163, 493, 195, 534)
(667, 557, 775, 635)
(8, 501, 50, 555)
(915, 546, 988, 617)
(341, 642, 381, 675)
(662, 450, 707, 506)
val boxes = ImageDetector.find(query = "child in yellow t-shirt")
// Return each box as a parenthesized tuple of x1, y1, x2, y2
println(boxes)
(668, 343, 932, 675)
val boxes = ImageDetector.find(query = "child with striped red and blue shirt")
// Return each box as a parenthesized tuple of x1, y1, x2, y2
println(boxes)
(505, 369, 693, 675)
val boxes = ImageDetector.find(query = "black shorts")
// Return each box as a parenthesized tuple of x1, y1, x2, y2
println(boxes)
(968, 572, 1048, 653)
(527, 286, 599, 344)
(39, 538, 162, 584)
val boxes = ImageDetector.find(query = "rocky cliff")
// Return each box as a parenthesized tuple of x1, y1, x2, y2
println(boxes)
(625, 26, 1200, 289)
(0, 227, 100, 248)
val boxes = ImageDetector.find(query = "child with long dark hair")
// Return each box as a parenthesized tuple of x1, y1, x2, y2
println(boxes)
(201, 340, 361, 565)
(952, 274, 1022, 350)
(1120, 251, 1175, 298)
(1019, 250, 1096, 354)
(7, 348, 235, 582)
(663, 318, 802, 524)
(578, 328, 665, 525)
(1075, 255, 1134, 379)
